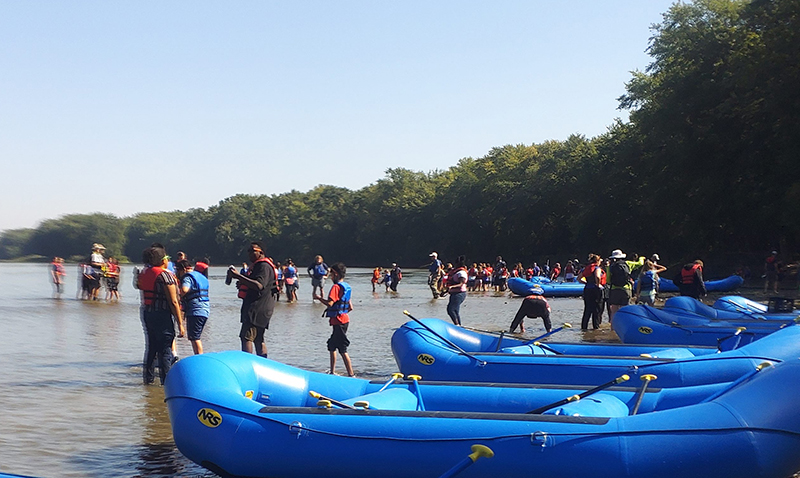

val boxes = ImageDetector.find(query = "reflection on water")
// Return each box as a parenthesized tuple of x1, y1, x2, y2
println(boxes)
(0, 264, 601, 477)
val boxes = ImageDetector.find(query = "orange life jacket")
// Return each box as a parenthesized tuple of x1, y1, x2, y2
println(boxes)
(138, 266, 166, 306)
(237, 257, 276, 299)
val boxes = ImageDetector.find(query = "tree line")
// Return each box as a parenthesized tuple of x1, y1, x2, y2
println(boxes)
(2, 0, 798, 276)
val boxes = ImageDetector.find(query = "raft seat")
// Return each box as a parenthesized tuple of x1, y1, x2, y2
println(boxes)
(340, 388, 419, 411)
(542, 393, 629, 418)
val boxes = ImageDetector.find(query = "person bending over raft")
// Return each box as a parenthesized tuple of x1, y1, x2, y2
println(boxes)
(509, 288, 552, 334)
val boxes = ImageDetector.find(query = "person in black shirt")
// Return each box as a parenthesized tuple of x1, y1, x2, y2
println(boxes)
(227, 241, 277, 357)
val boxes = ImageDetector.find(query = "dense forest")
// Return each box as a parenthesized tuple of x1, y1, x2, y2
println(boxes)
(2, 0, 798, 275)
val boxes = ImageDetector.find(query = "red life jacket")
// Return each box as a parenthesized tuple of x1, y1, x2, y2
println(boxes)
(446, 267, 467, 286)
(138, 266, 166, 306)
(237, 257, 276, 299)
(582, 263, 601, 285)
(681, 264, 701, 285)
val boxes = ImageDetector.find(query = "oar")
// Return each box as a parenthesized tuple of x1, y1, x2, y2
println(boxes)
(494, 331, 505, 352)
(438, 444, 494, 478)
(700, 362, 772, 403)
(407, 374, 426, 411)
(403, 311, 487, 366)
(308, 390, 356, 410)
(523, 323, 572, 345)
(527, 374, 630, 414)
(717, 326, 748, 351)
(629, 374, 657, 416)
(531, 341, 562, 355)
(378, 373, 404, 392)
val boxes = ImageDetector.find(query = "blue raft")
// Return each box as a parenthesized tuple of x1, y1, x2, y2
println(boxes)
(612, 301, 797, 346)
(165, 352, 800, 478)
(390, 318, 800, 387)
(508, 277, 585, 297)
(637, 274, 744, 293)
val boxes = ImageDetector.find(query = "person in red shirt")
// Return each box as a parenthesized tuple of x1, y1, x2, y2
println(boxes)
(314, 262, 355, 377)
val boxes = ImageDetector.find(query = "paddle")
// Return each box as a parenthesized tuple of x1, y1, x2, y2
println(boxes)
(527, 374, 630, 414)
(494, 331, 505, 352)
(438, 444, 494, 478)
(629, 374, 657, 416)
(308, 390, 356, 410)
(407, 374, 426, 411)
(378, 373, 404, 392)
(402, 310, 487, 366)
(700, 362, 772, 403)
(717, 326, 749, 351)
(522, 323, 572, 346)
(531, 341, 562, 355)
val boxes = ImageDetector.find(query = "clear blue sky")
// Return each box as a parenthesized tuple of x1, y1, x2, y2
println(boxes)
(0, 1, 675, 232)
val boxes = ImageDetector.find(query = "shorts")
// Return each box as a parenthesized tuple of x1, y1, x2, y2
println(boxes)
(240, 322, 266, 343)
(608, 288, 632, 306)
(186, 315, 208, 340)
(106, 277, 119, 291)
(312, 277, 325, 289)
(327, 323, 350, 354)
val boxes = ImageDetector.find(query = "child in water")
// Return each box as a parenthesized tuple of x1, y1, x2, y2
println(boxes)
(314, 263, 355, 377)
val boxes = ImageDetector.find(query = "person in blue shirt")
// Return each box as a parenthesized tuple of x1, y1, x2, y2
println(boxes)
(307, 255, 330, 301)
(283, 259, 299, 303)
(427, 252, 444, 299)
(176, 260, 210, 355)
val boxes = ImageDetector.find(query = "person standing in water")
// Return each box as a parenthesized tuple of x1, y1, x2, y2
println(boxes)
(176, 260, 210, 354)
(227, 241, 278, 357)
(427, 252, 444, 299)
(307, 255, 330, 301)
(445, 256, 468, 326)
(50, 257, 66, 298)
(314, 262, 355, 377)
(509, 287, 552, 333)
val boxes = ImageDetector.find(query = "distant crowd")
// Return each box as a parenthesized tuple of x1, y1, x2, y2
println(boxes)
(49, 243, 786, 386)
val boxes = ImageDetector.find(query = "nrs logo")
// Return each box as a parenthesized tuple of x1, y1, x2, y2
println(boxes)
(417, 353, 435, 365)
(638, 326, 653, 335)
(197, 408, 222, 428)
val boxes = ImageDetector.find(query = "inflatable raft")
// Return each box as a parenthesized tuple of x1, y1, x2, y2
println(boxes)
(165, 352, 800, 478)
(390, 318, 800, 387)
(612, 302, 796, 346)
(664, 295, 799, 321)
(637, 274, 744, 293)
(508, 277, 585, 297)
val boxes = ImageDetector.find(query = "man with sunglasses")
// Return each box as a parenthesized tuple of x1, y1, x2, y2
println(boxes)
(227, 241, 278, 357)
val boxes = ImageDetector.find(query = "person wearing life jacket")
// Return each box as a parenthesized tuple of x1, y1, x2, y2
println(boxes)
(579, 254, 605, 330)
(509, 286, 552, 334)
(176, 260, 210, 355)
(445, 255, 469, 326)
(764, 251, 780, 294)
(427, 252, 444, 299)
(104, 257, 121, 302)
(137, 245, 184, 385)
(635, 259, 668, 306)
(283, 259, 299, 303)
(50, 257, 66, 297)
(314, 262, 355, 377)
(307, 255, 330, 301)
(606, 249, 646, 323)
(389, 263, 402, 292)
(550, 262, 561, 282)
(227, 241, 278, 357)
(674, 260, 707, 299)
(193, 258, 210, 278)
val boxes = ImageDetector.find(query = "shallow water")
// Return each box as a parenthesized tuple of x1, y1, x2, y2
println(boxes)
(0, 263, 609, 477)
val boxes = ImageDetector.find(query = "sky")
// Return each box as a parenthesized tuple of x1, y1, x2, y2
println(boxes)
(0, 1, 676, 232)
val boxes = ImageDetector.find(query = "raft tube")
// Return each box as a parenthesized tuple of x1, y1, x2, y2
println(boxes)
(508, 277, 585, 297)
(165, 352, 800, 478)
(390, 318, 800, 387)
(612, 302, 796, 346)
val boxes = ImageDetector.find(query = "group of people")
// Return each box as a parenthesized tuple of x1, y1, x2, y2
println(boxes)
(62, 244, 122, 301)
(370, 264, 403, 292)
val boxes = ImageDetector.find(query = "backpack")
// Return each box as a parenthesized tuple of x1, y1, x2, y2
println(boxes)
(610, 261, 631, 287)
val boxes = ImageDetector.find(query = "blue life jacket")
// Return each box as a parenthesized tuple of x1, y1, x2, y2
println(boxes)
(639, 270, 656, 292)
(313, 263, 328, 279)
(324, 281, 351, 318)
(182, 271, 210, 316)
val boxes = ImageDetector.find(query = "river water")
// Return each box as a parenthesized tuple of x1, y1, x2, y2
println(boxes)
(0, 263, 610, 477)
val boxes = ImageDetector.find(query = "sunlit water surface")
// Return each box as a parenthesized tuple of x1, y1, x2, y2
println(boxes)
(0, 264, 612, 477)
